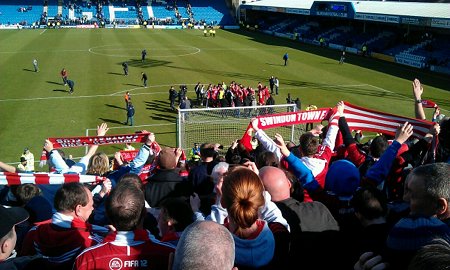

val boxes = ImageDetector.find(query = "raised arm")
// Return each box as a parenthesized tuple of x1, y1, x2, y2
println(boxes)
(412, 79, 426, 120)
(273, 133, 319, 191)
(84, 123, 109, 160)
(365, 122, 414, 185)
(251, 118, 282, 160)
(0, 161, 17, 173)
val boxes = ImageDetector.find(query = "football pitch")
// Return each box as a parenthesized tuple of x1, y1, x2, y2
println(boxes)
(0, 28, 449, 165)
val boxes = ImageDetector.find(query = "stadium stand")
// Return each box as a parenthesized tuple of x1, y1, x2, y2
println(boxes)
(0, 0, 43, 26)
(1, 1, 450, 269)
(189, 0, 235, 25)
(242, 0, 450, 73)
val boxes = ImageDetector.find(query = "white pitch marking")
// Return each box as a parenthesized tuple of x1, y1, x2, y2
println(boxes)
(39, 29, 47, 35)
(0, 49, 88, 54)
(0, 83, 369, 102)
(87, 44, 201, 58)
(368, 84, 449, 113)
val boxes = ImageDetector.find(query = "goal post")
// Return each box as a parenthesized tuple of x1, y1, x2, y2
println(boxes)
(177, 104, 302, 151)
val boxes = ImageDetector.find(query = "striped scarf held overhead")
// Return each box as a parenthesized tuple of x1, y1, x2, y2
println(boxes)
(0, 172, 105, 186)
(39, 132, 161, 166)
(251, 102, 433, 138)
(241, 102, 433, 152)
(341, 102, 433, 138)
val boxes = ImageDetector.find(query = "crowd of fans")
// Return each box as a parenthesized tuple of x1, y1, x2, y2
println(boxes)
(187, 80, 280, 109)
(0, 78, 449, 270)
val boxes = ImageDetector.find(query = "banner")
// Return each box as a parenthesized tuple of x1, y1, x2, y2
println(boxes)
(257, 108, 332, 129)
(48, 133, 149, 148)
(0, 172, 105, 186)
(246, 102, 433, 139)
(39, 132, 158, 165)
(340, 102, 432, 138)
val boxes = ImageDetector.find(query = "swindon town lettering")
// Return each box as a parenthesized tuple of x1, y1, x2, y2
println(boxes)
(259, 110, 328, 127)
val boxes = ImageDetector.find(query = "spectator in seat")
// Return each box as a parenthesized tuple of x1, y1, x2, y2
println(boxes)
(0, 205, 44, 269)
(75, 182, 175, 270)
(145, 147, 192, 208)
(221, 167, 275, 269)
(158, 197, 194, 246)
(259, 166, 341, 269)
(21, 182, 106, 270)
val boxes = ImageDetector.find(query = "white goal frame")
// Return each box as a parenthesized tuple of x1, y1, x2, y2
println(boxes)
(177, 104, 301, 151)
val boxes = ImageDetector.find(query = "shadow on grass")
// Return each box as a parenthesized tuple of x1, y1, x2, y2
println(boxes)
(108, 72, 124, 76)
(98, 118, 124, 125)
(144, 100, 174, 113)
(124, 83, 142, 87)
(53, 89, 68, 93)
(121, 59, 172, 69)
(23, 68, 36, 72)
(47, 81, 63, 85)
(165, 65, 412, 101)
(144, 100, 176, 121)
(105, 104, 126, 111)
(265, 63, 285, 66)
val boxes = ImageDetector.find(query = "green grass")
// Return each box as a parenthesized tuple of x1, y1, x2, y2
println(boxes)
(0, 28, 449, 165)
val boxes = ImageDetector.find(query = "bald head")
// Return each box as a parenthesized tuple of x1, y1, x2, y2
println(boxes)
(173, 221, 235, 270)
(259, 166, 291, 202)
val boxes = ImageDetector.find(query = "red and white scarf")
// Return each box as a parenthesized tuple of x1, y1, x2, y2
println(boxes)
(245, 101, 433, 138)
(40, 133, 160, 165)
(0, 172, 105, 186)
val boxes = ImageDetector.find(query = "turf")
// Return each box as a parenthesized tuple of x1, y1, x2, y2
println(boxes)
(0, 28, 449, 165)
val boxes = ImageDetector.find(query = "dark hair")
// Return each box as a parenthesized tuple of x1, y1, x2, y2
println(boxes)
(299, 133, 319, 156)
(351, 187, 387, 220)
(106, 184, 145, 231)
(15, 184, 41, 206)
(370, 136, 388, 158)
(436, 119, 450, 162)
(118, 173, 144, 190)
(54, 183, 89, 212)
(284, 170, 304, 202)
(200, 143, 216, 158)
(160, 198, 194, 232)
(230, 154, 241, 165)
(408, 238, 450, 270)
(255, 151, 279, 169)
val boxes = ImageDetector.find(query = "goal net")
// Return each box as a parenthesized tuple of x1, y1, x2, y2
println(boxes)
(178, 104, 303, 151)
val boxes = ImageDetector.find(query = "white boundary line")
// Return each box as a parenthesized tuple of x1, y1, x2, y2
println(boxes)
(85, 122, 176, 131)
(0, 47, 281, 54)
(0, 49, 88, 54)
(39, 29, 47, 35)
(0, 83, 370, 102)
(88, 44, 201, 58)
(367, 84, 449, 113)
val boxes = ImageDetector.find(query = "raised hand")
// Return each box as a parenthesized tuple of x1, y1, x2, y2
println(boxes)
(395, 122, 414, 144)
(251, 117, 260, 132)
(336, 101, 345, 117)
(274, 133, 290, 157)
(412, 78, 423, 101)
(97, 123, 109, 136)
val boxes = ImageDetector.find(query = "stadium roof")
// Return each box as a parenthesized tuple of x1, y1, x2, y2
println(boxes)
(244, 0, 450, 19)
